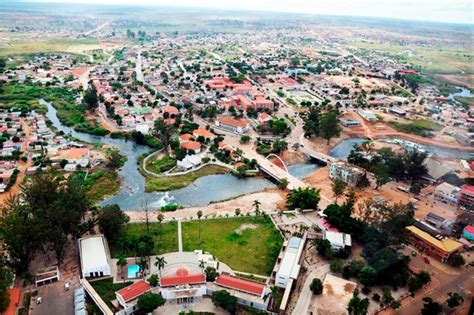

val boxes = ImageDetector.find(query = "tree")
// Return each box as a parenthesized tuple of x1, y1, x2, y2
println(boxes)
(447, 253, 465, 267)
(303, 105, 321, 137)
(153, 118, 175, 155)
(332, 179, 347, 203)
(310, 278, 323, 295)
(372, 162, 390, 189)
(156, 212, 165, 244)
(197, 210, 203, 242)
(357, 266, 377, 287)
(138, 257, 148, 277)
(117, 253, 127, 279)
(137, 292, 165, 313)
(330, 259, 343, 273)
(319, 110, 341, 145)
(154, 256, 167, 277)
(446, 292, 464, 308)
(263, 285, 279, 305)
(347, 290, 370, 315)
(313, 239, 334, 260)
(211, 290, 237, 314)
(234, 208, 241, 217)
(240, 134, 251, 144)
(252, 200, 261, 215)
(204, 266, 218, 281)
(286, 187, 321, 210)
(98, 204, 129, 244)
(421, 297, 442, 315)
(106, 148, 124, 169)
(83, 84, 99, 111)
(148, 274, 159, 287)
(0, 58, 5, 73)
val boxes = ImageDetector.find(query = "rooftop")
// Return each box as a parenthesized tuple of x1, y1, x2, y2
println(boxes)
(160, 268, 205, 287)
(215, 274, 265, 296)
(116, 280, 150, 303)
(406, 225, 463, 253)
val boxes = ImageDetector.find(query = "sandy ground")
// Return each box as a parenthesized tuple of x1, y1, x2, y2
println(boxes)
(125, 190, 285, 222)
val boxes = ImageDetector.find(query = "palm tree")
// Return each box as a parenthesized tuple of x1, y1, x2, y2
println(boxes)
(152, 118, 175, 155)
(360, 140, 374, 155)
(117, 253, 127, 280)
(155, 256, 167, 277)
(263, 286, 279, 308)
(138, 257, 148, 278)
(199, 260, 205, 271)
(331, 179, 347, 203)
(197, 210, 203, 243)
(234, 208, 241, 217)
(252, 200, 261, 216)
(156, 212, 165, 244)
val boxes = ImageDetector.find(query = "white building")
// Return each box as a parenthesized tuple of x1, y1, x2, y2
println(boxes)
(329, 162, 364, 187)
(275, 237, 304, 288)
(434, 182, 460, 205)
(78, 235, 111, 278)
(324, 230, 352, 250)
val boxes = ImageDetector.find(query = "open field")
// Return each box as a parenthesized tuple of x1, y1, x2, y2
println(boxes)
(388, 119, 443, 137)
(182, 216, 283, 275)
(352, 41, 473, 75)
(109, 221, 179, 258)
(145, 165, 230, 192)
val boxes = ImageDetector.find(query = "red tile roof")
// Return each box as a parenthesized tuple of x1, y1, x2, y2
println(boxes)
(4, 288, 20, 315)
(180, 141, 201, 151)
(116, 280, 151, 302)
(218, 116, 248, 128)
(461, 185, 474, 194)
(160, 268, 205, 287)
(215, 274, 265, 296)
(193, 128, 215, 139)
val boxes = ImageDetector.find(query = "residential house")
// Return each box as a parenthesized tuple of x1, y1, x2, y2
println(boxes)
(215, 116, 250, 134)
(434, 182, 460, 205)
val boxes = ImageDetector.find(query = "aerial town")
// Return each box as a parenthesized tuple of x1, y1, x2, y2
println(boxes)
(0, 2, 473, 315)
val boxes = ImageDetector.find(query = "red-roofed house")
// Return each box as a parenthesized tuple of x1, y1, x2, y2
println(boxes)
(215, 274, 265, 297)
(193, 128, 215, 140)
(179, 134, 194, 143)
(160, 268, 206, 287)
(4, 288, 20, 315)
(116, 280, 151, 311)
(215, 116, 249, 134)
(180, 141, 201, 153)
(159, 268, 207, 304)
(164, 105, 179, 117)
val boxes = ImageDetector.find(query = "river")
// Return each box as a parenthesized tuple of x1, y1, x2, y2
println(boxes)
(43, 100, 316, 210)
(448, 86, 473, 101)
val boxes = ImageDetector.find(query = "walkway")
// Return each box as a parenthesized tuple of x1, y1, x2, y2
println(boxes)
(291, 264, 330, 315)
(178, 220, 183, 252)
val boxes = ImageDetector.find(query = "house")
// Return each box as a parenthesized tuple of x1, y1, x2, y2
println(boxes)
(78, 235, 111, 278)
(389, 108, 407, 117)
(275, 237, 304, 289)
(212, 274, 268, 310)
(422, 157, 456, 182)
(257, 112, 272, 125)
(406, 225, 463, 262)
(160, 268, 206, 305)
(323, 230, 352, 250)
(339, 118, 361, 127)
(179, 133, 194, 143)
(177, 155, 202, 170)
(434, 182, 460, 205)
(163, 105, 179, 117)
(116, 280, 151, 312)
(192, 128, 215, 140)
(329, 162, 365, 187)
(215, 116, 249, 134)
(458, 185, 474, 210)
(180, 141, 201, 153)
(63, 148, 90, 167)
(358, 109, 378, 122)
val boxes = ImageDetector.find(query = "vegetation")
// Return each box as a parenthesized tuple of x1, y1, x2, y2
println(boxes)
(388, 119, 442, 137)
(69, 170, 120, 203)
(153, 118, 175, 155)
(137, 292, 165, 313)
(146, 155, 177, 174)
(97, 204, 130, 245)
(347, 290, 369, 315)
(211, 290, 237, 314)
(0, 258, 13, 313)
(310, 278, 323, 295)
(446, 292, 464, 308)
(303, 107, 341, 144)
(447, 253, 465, 267)
(421, 297, 442, 315)
(145, 165, 230, 192)
(286, 187, 321, 210)
(90, 278, 133, 309)
(182, 216, 283, 275)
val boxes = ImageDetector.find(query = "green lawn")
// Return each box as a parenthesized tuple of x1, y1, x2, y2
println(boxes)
(145, 155, 177, 174)
(90, 278, 132, 310)
(145, 165, 230, 192)
(389, 119, 443, 137)
(109, 221, 179, 258)
(182, 216, 283, 275)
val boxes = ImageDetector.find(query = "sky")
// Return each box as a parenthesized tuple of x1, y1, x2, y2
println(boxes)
(24, 0, 474, 24)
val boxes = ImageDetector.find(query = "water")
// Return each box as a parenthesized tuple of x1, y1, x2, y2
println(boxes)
(448, 86, 473, 101)
(329, 138, 368, 159)
(127, 265, 139, 278)
(43, 100, 316, 210)
(287, 163, 318, 179)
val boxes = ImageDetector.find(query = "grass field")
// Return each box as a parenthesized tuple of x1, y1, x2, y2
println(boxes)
(109, 221, 179, 258)
(352, 42, 473, 75)
(145, 164, 230, 192)
(182, 216, 283, 275)
(145, 155, 176, 174)
(0, 37, 100, 57)
(389, 119, 443, 137)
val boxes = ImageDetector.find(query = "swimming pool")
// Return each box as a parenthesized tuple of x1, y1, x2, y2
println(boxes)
(127, 265, 139, 278)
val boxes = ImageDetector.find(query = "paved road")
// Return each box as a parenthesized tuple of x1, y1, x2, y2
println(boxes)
(292, 264, 330, 315)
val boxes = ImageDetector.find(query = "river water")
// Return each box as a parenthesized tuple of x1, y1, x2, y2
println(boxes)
(43, 100, 316, 210)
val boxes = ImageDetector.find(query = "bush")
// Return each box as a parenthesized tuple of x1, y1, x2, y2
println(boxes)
(148, 274, 159, 287)
(310, 278, 323, 295)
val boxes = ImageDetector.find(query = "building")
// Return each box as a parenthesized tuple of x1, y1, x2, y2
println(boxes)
(78, 235, 111, 278)
(275, 237, 304, 288)
(329, 162, 365, 187)
(389, 108, 407, 117)
(458, 185, 474, 210)
(358, 110, 378, 122)
(434, 182, 460, 205)
(116, 280, 151, 313)
(212, 274, 268, 310)
(160, 268, 206, 305)
(180, 141, 201, 153)
(215, 116, 249, 134)
(463, 225, 474, 241)
(406, 225, 463, 262)
(323, 230, 352, 250)
(339, 118, 361, 127)
(192, 128, 215, 140)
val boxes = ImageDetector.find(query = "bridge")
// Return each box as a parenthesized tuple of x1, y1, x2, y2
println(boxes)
(300, 147, 338, 165)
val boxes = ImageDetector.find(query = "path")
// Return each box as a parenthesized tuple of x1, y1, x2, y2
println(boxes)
(178, 220, 183, 252)
(291, 264, 330, 315)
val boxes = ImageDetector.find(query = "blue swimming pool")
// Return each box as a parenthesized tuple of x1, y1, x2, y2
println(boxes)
(127, 265, 139, 278)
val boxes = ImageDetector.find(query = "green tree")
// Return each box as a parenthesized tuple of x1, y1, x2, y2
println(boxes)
(310, 278, 323, 295)
(372, 162, 390, 189)
(446, 292, 464, 308)
(278, 178, 289, 190)
(148, 274, 159, 287)
(303, 105, 321, 137)
(447, 253, 465, 267)
(197, 210, 203, 243)
(138, 257, 148, 276)
(320, 110, 341, 144)
(137, 292, 165, 313)
(116, 253, 127, 279)
(332, 179, 347, 203)
(211, 290, 237, 314)
(313, 239, 334, 260)
(153, 118, 175, 155)
(83, 84, 99, 111)
(286, 187, 321, 210)
(421, 297, 442, 315)
(0, 58, 5, 73)
(98, 204, 129, 244)
(204, 266, 218, 281)
(106, 148, 124, 169)
(357, 266, 377, 287)
(347, 290, 369, 315)
(252, 200, 261, 215)
(240, 134, 251, 144)
(154, 256, 167, 277)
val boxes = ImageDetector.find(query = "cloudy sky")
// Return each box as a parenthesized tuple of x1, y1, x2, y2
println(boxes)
(27, 0, 473, 24)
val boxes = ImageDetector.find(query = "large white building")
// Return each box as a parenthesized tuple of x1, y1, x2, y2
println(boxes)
(434, 182, 460, 205)
(275, 237, 304, 288)
(78, 235, 111, 278)
(324, 230, 352, 250)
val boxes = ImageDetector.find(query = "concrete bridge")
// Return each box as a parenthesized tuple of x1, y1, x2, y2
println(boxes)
(300, 147, 338, 165)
